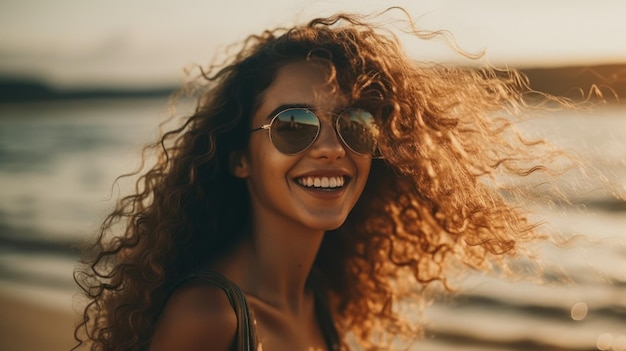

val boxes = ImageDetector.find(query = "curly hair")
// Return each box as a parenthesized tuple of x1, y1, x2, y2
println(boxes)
(74, 9, 565, 351)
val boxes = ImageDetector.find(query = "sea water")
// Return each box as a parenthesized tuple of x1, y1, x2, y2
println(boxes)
(0, 98, 624, 350)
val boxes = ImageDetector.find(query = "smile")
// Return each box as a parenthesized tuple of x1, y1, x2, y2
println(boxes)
(295, 176, 347, 189)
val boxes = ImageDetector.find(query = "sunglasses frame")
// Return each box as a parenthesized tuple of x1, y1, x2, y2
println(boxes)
(251, 107, 383, 158)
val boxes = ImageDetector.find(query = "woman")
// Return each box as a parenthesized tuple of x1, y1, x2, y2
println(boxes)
(75, 11, 558, 351)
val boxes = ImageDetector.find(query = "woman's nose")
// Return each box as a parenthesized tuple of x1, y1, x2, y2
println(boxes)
(308, 118, 346, 160)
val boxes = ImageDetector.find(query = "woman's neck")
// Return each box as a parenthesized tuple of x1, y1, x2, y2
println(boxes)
(218, 217, 325, 315)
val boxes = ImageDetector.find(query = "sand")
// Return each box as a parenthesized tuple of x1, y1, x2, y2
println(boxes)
(0, 289, 78, 351)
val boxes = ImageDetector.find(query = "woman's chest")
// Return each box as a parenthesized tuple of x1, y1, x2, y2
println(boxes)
(247, 299, 329, 351)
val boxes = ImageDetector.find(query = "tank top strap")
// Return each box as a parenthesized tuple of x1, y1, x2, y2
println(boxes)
(167, 270, 257, 351)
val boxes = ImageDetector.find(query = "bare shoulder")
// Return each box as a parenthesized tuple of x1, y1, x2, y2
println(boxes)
(150, 279, 237, 351)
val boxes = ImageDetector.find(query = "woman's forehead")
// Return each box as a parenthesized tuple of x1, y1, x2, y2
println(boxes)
(254, 61, 349, 121)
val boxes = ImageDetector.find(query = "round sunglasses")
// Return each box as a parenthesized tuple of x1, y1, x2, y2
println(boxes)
(251, 107, 382, 157)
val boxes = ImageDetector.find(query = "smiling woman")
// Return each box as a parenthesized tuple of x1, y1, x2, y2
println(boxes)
(73, 9, 570, 351)
(238, 61, 373, 234)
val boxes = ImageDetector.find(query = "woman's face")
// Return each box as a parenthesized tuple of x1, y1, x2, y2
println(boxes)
(234, 61, 372, 232)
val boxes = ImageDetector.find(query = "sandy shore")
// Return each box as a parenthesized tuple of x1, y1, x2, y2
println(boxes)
(0, 286, 78, 351)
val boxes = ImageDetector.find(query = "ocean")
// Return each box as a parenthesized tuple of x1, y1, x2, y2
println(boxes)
(0, 97, 624, 351)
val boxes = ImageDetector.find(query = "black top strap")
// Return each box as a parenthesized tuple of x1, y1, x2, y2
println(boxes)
(165, 271, 257, 351)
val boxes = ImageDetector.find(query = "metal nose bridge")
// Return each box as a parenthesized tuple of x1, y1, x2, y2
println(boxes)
(311, 112, 345, 153)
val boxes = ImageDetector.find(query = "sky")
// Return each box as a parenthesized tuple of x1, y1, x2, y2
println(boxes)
(1, 0, 625, 88)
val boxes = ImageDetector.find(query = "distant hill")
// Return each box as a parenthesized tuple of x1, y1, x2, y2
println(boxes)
(1, 63, 625, 103)
(0, 78, 176, 103)
(520, 63, 626, 104)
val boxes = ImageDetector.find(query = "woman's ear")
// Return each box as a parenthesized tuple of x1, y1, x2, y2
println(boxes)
(229, 151, 249, 178)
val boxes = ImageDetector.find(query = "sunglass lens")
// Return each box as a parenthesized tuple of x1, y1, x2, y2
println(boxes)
(336, 108, 379, 155)
(270, 108, 320, 154)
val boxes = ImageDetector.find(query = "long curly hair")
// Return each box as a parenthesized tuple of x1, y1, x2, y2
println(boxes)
(74, 10, 565, 351)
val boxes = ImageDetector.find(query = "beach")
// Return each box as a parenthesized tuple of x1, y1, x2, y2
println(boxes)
(0, 98, 624, 351)
(0, 284, 77, 351)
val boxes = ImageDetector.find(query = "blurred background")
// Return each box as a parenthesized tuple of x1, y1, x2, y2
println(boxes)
(0, 0, 625, 350)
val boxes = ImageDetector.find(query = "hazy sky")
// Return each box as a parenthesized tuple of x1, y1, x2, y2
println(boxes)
(1, 0, 625, 88)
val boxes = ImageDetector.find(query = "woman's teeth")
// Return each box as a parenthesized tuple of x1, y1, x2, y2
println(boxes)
(297, 176, 345, 189)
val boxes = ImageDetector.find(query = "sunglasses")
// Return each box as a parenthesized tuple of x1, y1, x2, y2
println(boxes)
(251, 107, 382, 157)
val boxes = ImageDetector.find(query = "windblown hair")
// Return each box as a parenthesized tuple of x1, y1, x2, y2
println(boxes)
(75, 10, 564, 351)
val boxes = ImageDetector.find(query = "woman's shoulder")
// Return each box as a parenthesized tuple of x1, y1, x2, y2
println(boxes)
(150, 278, 237, 351)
